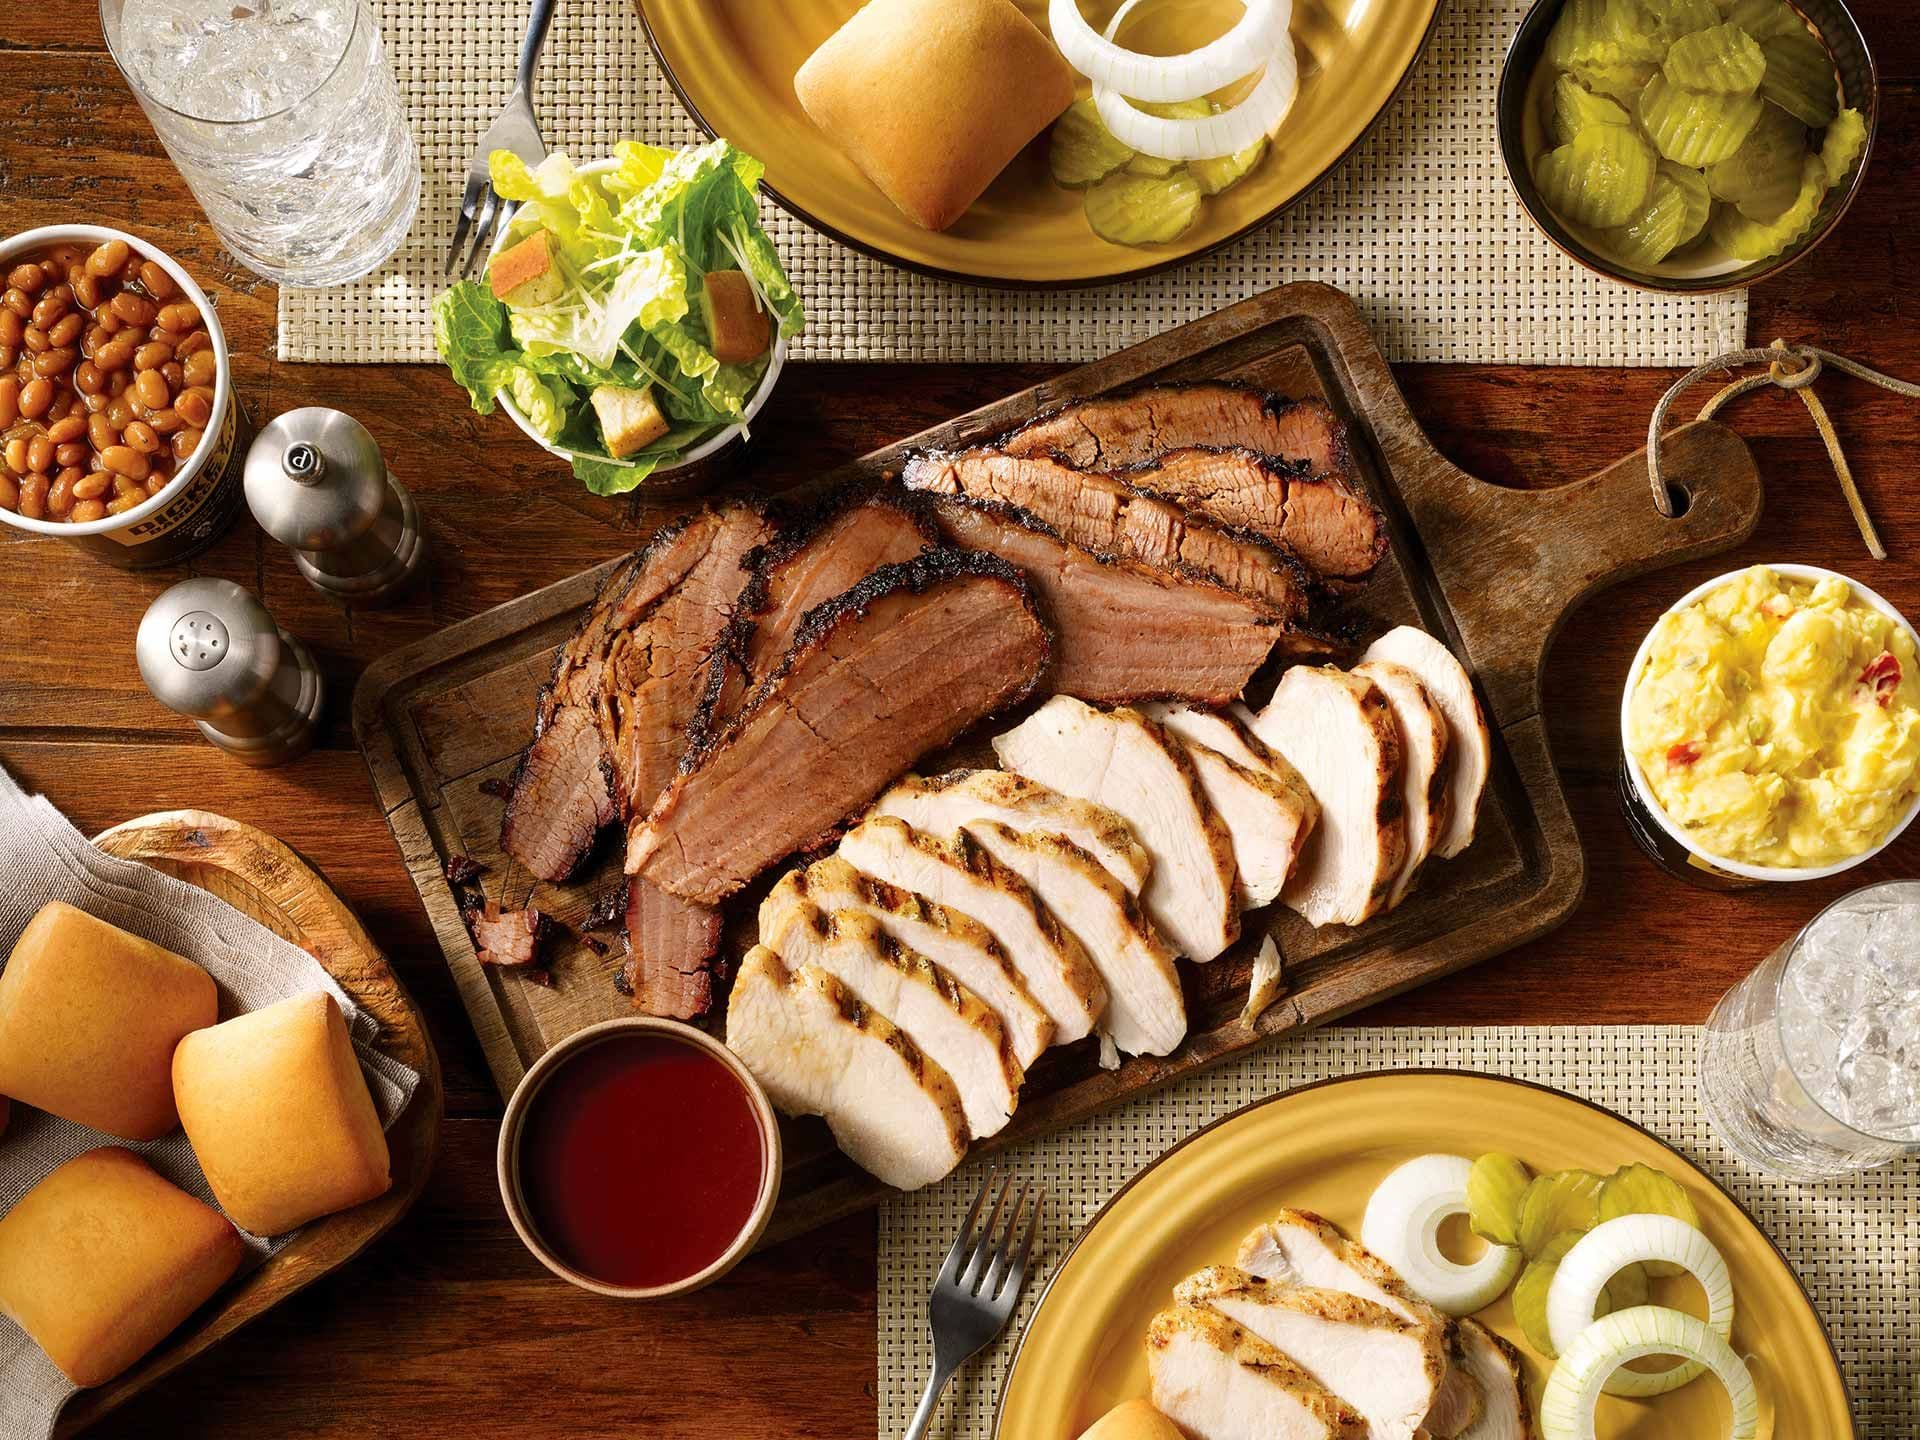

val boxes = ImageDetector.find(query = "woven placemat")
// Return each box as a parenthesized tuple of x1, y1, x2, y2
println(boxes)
(878, 1025, 1912, 1440)
(279, 0, 1748, 368)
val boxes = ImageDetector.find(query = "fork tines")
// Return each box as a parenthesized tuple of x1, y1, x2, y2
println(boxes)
(941, 1168, 1044, 1305)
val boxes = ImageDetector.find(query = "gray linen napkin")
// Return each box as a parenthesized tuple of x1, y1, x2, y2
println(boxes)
(0, 765, 424, 1440)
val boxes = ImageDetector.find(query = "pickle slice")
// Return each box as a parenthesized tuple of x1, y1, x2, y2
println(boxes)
(1724, 0, 1804, 41)
(1547, 0, 1665, 71)
(1637, 72, 1765, 164)
(1605, 173, 1694, 268)
(1572, 59, 1658, 102)
(1604, 1261, 1653, 1310)
(1758, 27, 1839, 126)
(1467, 1153, 1534, 1247)
(1706, 103, 1808, 216)
(1551, 73, 1631, 146)
(1190, 136, 1269, 196)
(1662, 159, 1714, 241)
(1534, 123, 1657, 228)
(1125, 154, 1182, 177)
(1821, 107, 1868, 185)
(1598, 1162, 1701, 1277)
(1646, 0, 1721, 39)
(1050, 97, 1135, 189)
(1516, 1169, 1607, 1257)
(1709, 151, 1828, 260)
(1513, 1231, 1584, 1356)
(1664, 22, 1767, 94)
(1085, 170, 1204, 246)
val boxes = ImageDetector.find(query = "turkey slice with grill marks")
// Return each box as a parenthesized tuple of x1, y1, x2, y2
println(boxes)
(1147, 1305, 1368, 1440)
(994, 697, 1238, 962)
(870, 770, 1151, 896)
(1352, 659, 1451, 908)
(725, 945, 967, 1190)
(763, 902, 1020, 1138)
(835, 817, 1106, 1045)
(760, 858, 1054, 1068)
(959, 821, 1185, 1058)
(1452, 1318, 1534, 1440)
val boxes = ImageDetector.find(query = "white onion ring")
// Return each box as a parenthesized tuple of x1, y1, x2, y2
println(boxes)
(1049, 0, 1288, 103)
(1089, 0, 1298, 161)
(1545, 1213, 1734, 1397)
(1539, 1307, 1759, 1440)
(1360, 1154, 1524, 1317)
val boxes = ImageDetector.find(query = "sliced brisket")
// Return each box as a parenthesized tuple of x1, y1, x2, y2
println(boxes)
(462, 902, 554, 969)
(901, 448, 1315, 618)
(626, 549, 1051, 904)
(924, 494, 1304, 704)
(1003, 383, 1352, 477)
(500, 704, 617, 884)
(621, 879, 727, 1019)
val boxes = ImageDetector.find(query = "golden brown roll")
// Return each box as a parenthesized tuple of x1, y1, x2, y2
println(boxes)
(1078, 1400, 1186, 1440)
(794, 0, 1077, 231)
(172, 991, 391, 1235)
(0, 901, 217, 1140)
(0, 1147, 244, 1387)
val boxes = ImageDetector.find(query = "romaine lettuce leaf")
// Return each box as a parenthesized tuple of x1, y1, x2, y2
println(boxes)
(432, 282, 518, 413)
(506, 368, 573, 441)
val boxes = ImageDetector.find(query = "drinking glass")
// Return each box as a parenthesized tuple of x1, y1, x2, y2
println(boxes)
(1700, 880, 1920, 1179)
(101, 0, 420, 287)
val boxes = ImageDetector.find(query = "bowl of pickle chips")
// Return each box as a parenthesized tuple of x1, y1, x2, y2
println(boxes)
(1498, 0, 1876, 291)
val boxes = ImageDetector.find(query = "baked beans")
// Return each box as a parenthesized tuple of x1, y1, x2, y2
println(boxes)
(0, 238, 217, 524)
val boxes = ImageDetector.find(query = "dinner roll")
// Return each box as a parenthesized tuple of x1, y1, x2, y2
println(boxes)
(794, 0, 1076, 231)
(0, 901, 216, 1140)
(172, 991, 391, 1235)
(0, 1147, 244, 1387)
(1077, 1399, 1186, 1440)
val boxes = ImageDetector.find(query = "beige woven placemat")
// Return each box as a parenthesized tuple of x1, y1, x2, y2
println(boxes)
(879, 1025, 1913, 1440)
(279, 0, 1748, 367)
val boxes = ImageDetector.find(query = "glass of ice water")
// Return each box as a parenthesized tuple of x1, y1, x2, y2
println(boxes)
(102, 0, 419, 287)
(1701, 880, 1920, 1179)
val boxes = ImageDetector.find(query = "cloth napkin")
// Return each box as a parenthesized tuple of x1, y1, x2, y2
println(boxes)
(0, 765, 424, 1440)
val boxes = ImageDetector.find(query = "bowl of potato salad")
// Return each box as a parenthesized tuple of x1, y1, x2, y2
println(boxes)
(1622, 564, 1920, 881)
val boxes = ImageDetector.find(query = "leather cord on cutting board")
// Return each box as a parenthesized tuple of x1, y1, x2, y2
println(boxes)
(1646, 339, 1918, 560)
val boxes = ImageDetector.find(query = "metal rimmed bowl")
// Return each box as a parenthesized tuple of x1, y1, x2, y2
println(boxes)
(1497, 0, 1878, 294)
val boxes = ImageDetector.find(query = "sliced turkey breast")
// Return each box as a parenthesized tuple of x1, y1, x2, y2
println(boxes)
(1249, 668, 1406, 928)
(1424, 1354, 1486, 1440)
(994, 697, 1238, 962)
(1359, 627, 1489, 860)
(1453, 1318, 1534, 1440)
(960, 821, 1185, 1058)
(1175, 1267, 1444, 1440)
(1235, 1209, 1445, 1335)
(764, 903, 1021, 1138)
(760, 857, 1054, 1068)
(725, 945, 967, 1189)
(1352, 659, 1451, 908)
(1147, 1305, 1367, 1440)
(836, 817, 1106, 1044)
(869, 769, 1151, 895)
(1139, 703, 1309, 795)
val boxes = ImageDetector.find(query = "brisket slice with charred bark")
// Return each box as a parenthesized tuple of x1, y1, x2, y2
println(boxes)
(621, 879, 728, 1018)
(901, 448, 1316, 617)
(921, 493, 1316, 705)
(625, 548, 1051, 905)
(1002, 382, 1352, 478)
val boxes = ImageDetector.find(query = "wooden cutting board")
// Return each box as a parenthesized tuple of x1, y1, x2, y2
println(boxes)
(53, 812, 443, 1437)
(352, 282, 1759, 1243)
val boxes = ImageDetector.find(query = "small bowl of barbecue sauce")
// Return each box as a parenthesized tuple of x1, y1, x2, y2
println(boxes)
(498, 1018, 781, 1298)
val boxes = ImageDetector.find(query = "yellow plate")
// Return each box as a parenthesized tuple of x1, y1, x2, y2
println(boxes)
(637, 0, 1443, 287)
(997, 1070, 1854, 1438)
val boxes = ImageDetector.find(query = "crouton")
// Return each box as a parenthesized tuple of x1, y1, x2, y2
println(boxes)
(700, 269, 771, 365)
(591, 385, 671, 459)
(488, 230, 563, 306)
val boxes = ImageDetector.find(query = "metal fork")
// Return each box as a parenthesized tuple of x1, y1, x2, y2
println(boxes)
(445, 0, 557, 279)
(905, 1168, 1045, 1440)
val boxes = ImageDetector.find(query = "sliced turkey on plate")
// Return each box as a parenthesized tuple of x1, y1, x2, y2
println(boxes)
(1139, 702, 1318, 909)
(1351, 659, 1451, 908)
(759, 856, 1054, 1068)
(959, 821, 1186, 1058)
(1249, 669, 1407, 928)
(1450, 1318, 1534, 1440)
(993, 697, 1239, 962)
(726, 945, 966, 1190)
(1358, 627, 1489, 859)
(1175, 1267, 1445, 1440)
(762, 902, 1021, 1139)
(869, 769, 1151, 895)
(836, 817, 1107, 1045)
(1147, 1304, 1368, 1440)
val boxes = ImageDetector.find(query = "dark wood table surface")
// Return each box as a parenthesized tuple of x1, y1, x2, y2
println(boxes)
(4, 4, 1917, 1435)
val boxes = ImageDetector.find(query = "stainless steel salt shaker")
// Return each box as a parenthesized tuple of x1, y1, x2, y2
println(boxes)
(135, 579, 325, 767)
(244, 407, 424, 605)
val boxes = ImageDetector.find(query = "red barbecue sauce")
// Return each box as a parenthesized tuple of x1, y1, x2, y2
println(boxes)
(518, 1032, 764, 1289)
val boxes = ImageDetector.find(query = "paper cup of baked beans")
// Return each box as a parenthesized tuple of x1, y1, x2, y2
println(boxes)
(0, 225, 247, 568)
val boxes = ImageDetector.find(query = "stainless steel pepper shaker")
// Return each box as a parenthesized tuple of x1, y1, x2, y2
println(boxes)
(244, 407, 424, 605)
(135, 579, 325, 767)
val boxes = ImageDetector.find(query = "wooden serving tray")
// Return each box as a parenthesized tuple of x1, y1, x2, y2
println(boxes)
(353, 283, 1759, 1243)
(55, 811, 443, 1438)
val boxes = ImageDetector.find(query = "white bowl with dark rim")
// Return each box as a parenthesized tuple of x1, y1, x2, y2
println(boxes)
(496, 1016, 782, 1299)
(1621, 563, 1920, 883)
(0, 224, 246, 567)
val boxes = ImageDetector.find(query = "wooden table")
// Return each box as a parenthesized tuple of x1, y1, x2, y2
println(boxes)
(3, 7, 1916, 1435)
